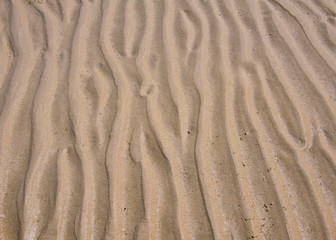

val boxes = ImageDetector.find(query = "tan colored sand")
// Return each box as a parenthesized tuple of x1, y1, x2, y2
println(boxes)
(0, 0, 336, 239)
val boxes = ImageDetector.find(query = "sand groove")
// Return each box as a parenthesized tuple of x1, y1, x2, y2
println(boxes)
(1, 0, 336, 239)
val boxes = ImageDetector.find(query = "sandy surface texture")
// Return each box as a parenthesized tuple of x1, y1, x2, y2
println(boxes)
(1, 0, 336, 239)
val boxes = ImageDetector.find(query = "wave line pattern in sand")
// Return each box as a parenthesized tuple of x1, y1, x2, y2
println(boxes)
(0, 0, 336, 239)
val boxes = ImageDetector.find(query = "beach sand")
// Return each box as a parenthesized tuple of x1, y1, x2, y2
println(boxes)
(1, 0, 336, 239)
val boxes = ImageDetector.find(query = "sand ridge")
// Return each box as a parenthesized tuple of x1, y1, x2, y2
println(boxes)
(0, 0, 336, 239)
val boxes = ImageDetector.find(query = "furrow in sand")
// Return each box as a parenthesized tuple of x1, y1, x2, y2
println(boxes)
(255, 0, 336, 154)
(162, 1, 214, 239)
(229, 76, 289, 240)
(0, 1, 46, 239)
(252, 1, 315, 151)
(263, 0, 336, 165)
(136, 0, 215, 238)
(214, 1, 287, 238)
(265, 4, 336, 233)
(268, 0, 336, 122)
(232, 2, 324, 238)
(134, 0, 215, 238)
(0, 0, 14, 115)
(242, 65, 327, 240)
(306, 0, 336, 16)
(224, 69, 263, 240)
(228, 0, 305, 150)
(136, 0, 180, 140)
(52, 147, 82, 240)
(190, 1, 250, 239)
(273, 0, 336, 73)
(303, 0, 336, 46)
(230, 1, 327, 239)
(21, 2, 82, 239)
(134, 0, 180, 239)
(267, 0, 336, 163)
(214, 4, 260, 240)
(255, 64, 305, 150)
(69, 0, 118, 239)
(252, 1, 333, 237)
(297, 147, 336, 238)
(100, 0, 146, 239)
(136, 126, 179, 240)
(242, 70, 298, 240)
(123, 0, 146, 57)
(162, 0, 200, 147)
